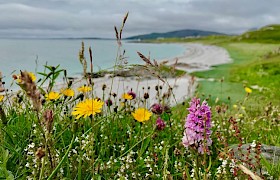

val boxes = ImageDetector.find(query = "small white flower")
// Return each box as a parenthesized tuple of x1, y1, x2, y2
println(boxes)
(216, 166, 221, 174)
(27, 151, 34, 155)
(25, 162, 30, 168)
(222, 160, 227, 167)
(28, 143, 35, 149)
(75, 137, 79, 142)
(251, 140, 256, 148)
(60, 168, 64, 174)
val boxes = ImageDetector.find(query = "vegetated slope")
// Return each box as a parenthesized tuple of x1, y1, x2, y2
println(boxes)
(126, 29, 225, 40)
(236, 24, 280, 43)
(192, 41, 280, 105)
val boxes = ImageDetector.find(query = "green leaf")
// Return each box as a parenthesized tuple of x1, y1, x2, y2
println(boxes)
(37, 72, 48, 77)
(138, 138, 150, 158)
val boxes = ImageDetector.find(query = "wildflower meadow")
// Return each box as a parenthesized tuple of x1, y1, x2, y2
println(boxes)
(0, 13, 280, 180)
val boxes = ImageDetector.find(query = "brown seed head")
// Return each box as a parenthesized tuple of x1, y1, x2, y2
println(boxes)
(144, 92, 149, 99)
(102, 84, 107, 91)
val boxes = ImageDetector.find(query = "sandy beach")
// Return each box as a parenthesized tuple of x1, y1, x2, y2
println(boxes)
(167, 43, 232, 72)
(68, 43, 232, 107)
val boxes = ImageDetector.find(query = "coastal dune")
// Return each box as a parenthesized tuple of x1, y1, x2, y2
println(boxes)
(70, 43, 232, 106)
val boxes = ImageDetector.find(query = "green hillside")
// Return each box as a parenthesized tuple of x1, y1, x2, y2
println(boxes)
(237, 24, 280, 42)
(143, 24, 280, 44)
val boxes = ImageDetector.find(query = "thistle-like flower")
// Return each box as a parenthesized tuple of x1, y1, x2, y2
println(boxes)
(156, 117, 166, 130)
(151, 103, 163, 115)
(182, 97, 212, 154)
(105, 99, 113, 106)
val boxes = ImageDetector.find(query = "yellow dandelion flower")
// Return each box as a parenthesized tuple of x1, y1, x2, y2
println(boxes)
(233, 104, 238, 109)
(28, 72, 36, 82)
(61, 88, 75, 97)
(45, 91, 61, 101)
(0, 95, 4, 102)
(122, 93, 133, 100)
(16, 72, 36, 83)
(132, 108, 152, 123)
(78, 85, 92, 93)
(245, 87, 252, 94)
(72, 99, 104, 119)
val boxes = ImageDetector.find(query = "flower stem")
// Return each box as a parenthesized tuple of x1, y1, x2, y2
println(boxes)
(47, 134, 75, 180)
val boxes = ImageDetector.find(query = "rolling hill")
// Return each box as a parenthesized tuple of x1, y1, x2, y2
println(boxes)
(126, 29, 225, 40)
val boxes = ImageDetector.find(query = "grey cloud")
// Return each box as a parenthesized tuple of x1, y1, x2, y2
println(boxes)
(0, 0, 279, 38)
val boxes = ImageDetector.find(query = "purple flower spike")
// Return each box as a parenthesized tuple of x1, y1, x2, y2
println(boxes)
(182, 97, 212, 154)
(156, 117, 166, 130)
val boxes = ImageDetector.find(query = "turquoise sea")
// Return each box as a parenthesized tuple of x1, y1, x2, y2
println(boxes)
(0, 39, 185, 86)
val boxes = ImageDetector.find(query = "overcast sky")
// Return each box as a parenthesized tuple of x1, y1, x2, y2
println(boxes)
(0, 0, 279, 38)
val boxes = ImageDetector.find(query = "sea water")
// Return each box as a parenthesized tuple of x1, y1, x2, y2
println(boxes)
(0, 39, 185, 86)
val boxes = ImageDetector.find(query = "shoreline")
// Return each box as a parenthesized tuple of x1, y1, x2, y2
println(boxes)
(1, 43, 232, 107)
(63, 43, 232, 106)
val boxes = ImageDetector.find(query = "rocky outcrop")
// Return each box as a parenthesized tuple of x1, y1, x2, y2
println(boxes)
(231, 144, 280, 164)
